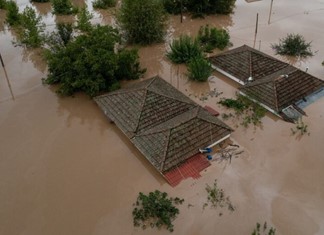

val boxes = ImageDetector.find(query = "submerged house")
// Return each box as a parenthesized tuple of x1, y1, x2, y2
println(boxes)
(209, 45, 324, 121)
(94, 76, 232, 186)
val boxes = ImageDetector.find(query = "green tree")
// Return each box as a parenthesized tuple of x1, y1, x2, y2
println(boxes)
(0, 0, 7, 9)
(92, 0, 116, 9)
(5, 1, 20, 26)
(132, 190, 184, 232)
(197, 24, 230, 52)
(167, 35, 202, 64)
(187, 56, 212, 82)
(271, 33, 313, 57)
(44, 25, 145, 97)
(46, 22, 74, 49)
(52, 0, 77, 15)
(76, 7, 93, 32)
(19, 6, 45, 47)
(118, 0, 167, 45)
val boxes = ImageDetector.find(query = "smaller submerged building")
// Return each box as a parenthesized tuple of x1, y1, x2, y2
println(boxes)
(209, 45, 324, 121)
(94, 76, 232, 186)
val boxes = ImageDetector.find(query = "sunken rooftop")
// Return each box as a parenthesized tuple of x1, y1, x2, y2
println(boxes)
(94, 76, 232, 173)
(209, 45, 324, 121)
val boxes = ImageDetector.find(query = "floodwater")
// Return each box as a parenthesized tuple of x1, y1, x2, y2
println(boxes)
(1, 0, 324, 234)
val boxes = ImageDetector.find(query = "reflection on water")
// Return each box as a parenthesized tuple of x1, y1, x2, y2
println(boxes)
(22, 48, 47, 73)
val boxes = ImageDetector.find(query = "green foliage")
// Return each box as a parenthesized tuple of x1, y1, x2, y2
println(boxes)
(132, 190, 184, 232)
(186, 0, 236, 17)
(219, 94, 266, 127)
(167, 35, 202, 64)
(187, 56, 212, 82)
(92, 0, 116, 9)
(115, 49, 147, 80)
(46, 22, 74, 49)
(76, 7, 93, 32)
(203, 180, 235, 213)
(272, 33, 313, 57)
(251, 221, 276, 235)
(31, 0, 50, 2)
(5, 1, 20, 26)
(162, 0, 188, 14)
(0, 0, 7, 9)
(51, 0, 77, 15)
(197, 25, 230, 52)
(291, 118, 310, 136)
(118, 0, 167, 45)
(44, 25, 145, 97)
(18, 7, 45, 47)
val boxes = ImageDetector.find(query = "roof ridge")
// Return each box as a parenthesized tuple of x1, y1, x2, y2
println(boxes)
(160, 130, 171, 172)
(134, 89, 149, 133)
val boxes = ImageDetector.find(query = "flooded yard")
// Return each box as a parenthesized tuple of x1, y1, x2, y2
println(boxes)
(0, 0, 324, 234)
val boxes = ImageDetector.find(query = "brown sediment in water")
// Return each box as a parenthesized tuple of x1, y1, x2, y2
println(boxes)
(1, 0, 324, 234)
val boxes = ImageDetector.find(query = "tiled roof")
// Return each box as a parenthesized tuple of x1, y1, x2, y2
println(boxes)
(94, 76, 232, 173)
(209, 45, 324, 116)
(209, 45, 289, 83)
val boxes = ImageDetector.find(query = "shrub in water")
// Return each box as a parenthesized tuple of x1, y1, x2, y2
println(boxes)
(187, 56, 212, 82)
(5, 1, 20, 26)
(92, 0, 116, 9)
(271, 33, 313, 57)
(167, 35, 202, 64)
(19, 6, 45, 47)
(52, 0, 77, 15)
(76, 7, 93, 32)
(197, 24, 230, 52)
(0, 0, 7, 9)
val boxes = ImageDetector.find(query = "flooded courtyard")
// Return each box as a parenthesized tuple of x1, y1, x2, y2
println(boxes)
(1, 0, 324, 234)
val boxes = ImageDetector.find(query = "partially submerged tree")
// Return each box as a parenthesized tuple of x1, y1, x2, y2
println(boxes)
(5, 0, 20, 26)
(118, 0, 167, 45)
(0, 0, 7, 9)
(51, 0, 77, 15)
(92, 0, 116, 9)
(19, 6, 45, 47)
(271, 33, 313, 57)
(167, 35, 202, 64)
(132, 190, 184, 232)
(76, 7, 93, 32)
(46, 22, 74, 49)
(44, 25, 145, 97)
(187, 56, 212, 82)
(197, 25, 230, 52)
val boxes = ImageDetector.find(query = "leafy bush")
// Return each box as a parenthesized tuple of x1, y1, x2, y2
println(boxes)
(92, 0, 116, 9)
(271, 33, 313, 57)
(187, 0, 236, 17)
(167, 35, 202, 64)
(44, 25, 145, 96)
(132, 190, 184, 232)
(162, 0, 188, 14)
(18, 7, 45, 47)
(31, 0, 50, 2)
(218, 94, 266, 127)
(46, 22, 74, 49)
(187, 56, 212, 82)
(51, 0, 77, 15)
(197, 25, 230, 52)
(251, 222, 276, 235)
(5, 1, 20, 26)
(0, 0, 7, 9)
(76, 7, 93, 32)
(118, 0, 167, 45)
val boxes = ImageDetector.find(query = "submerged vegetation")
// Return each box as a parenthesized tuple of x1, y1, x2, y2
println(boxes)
(0, 0, 7, 9)
(5, 0, 20, 26)
(197, 25, 231, 52)
(203, 180, 235, 214)
(92, 0, 116, 9)
(272, 33, 313, 57)
(51, 0, 77, 15)
(219, 94, 267, 127)
(118, 0, 167, 45)
(251, 222, 276, 235)
(44, 25, 145, 96)
(76, 7, 93, 32)
(132, 190, 184, 232)
(291, 118, 310, 136)
(187, 56, 213, 82)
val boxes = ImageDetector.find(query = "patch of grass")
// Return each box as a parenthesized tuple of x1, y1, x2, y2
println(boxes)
(187, 56, 213, 82)
(251, 222, 276, 235)
(197, 25, 231, 52)
(92, 0, 116, 9)
(132, 190, 184, 232)
(271, 33, 313, 57)
(203, 180, 235, 214)
(167, 35, 202, 64)
(218, 94, 267, 127)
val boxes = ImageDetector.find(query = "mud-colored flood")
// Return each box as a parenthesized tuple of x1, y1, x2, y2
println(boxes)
(1, 0, 324, 234)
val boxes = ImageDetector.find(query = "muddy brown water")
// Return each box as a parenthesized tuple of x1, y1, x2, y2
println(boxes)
(1, 0, 324, 234)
